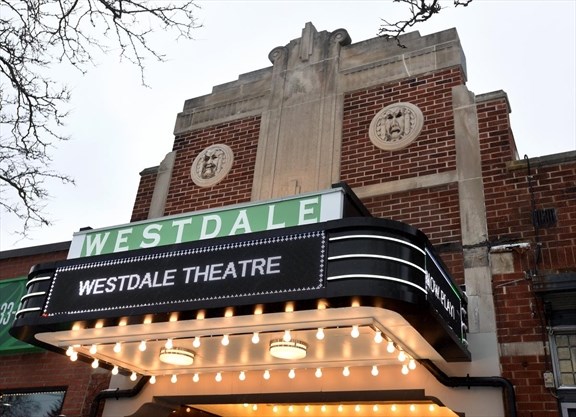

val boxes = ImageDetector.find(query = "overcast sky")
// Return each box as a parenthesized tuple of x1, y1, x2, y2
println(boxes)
(1, 0, 575, 251)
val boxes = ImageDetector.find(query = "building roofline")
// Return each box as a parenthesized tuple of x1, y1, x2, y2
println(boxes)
(0, 241, 71, 260)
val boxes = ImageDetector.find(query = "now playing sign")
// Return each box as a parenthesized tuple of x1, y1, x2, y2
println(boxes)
(44, 231, 326, 318)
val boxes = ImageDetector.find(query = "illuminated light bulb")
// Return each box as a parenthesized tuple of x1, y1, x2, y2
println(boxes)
(192, 373, 199, 383)
(171, 374, 178, 383)
(149, 375, 156, 384)
(305, 405, 310, 412)
(342, 366, 350, 377)
(429, 404, 435, 411)
(288, 405, 294, 413)
(70, 351, 78, 362)
(338, 404, 343, 413)
(130, 372, 137, 381)
(387, 340, 396, 353)
(252, 404, 258, 411)
(89, 344, 97, 354)
(402, 364, 409, 375)
(374, 331, 383, 343)
(243, 404, 249, 408)
(350, 325, 360, 338)
(221, 334, 229, 346)
(66, 346, 74, 356)
(321, 405, 327, 412)
(373, 404, 379, 412)
(263, 370, 271, 380)
(186, 407, 191, 413)
(283, 330, 292, 342)
(288, 369, 296, 379)
(239, 371, 246, 381)
(355, 405, 361, 412)
(391, 404, 397, 412)
(112, 365, 119, 375)
(273, 405, 278, 413)
(192, 336, 201, 348)
(113, 342, 122, 353)
(316, 328, 325, 340)
(138, 340, 147, 352)
(398, 350, 406, 362)
(215, 372, 222, 382)
(410, 404, 416, 412)
(91, 359, 99, 369)
(315, 368, 323, 378)
(165, 338, 173, 349)
(251, 332, 260, 344)
(371, 365, 379, 376)
(408, 358, 416, 370)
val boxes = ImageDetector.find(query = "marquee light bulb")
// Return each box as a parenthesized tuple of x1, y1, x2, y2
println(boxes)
(66, 346, 74, 356)
(112, 365, 119, 375)
(371, 365, 379, 376)
(252, 404, 258, 411)
(410, 404, 416, 412)
(251, 332, 260, 344)
(316, 328, 325, 340)
(215, 372, 222, 382)
(391, 404, 397, 412)
(351, 325, 360, 338)
(193, 336, 201, 348)
(221, 334, 229, 346)
(70, 351, 78, 362)
(288, 369, 296, 379)
(374, 331, 383, 343)
(387, 340, 396, 353)
(315, 368, 323, 378)
(91, 359, 99, 369)
(338, 404, 343, 412)
(429, 404, 436, 411)
(401, 364, 409, 375)
(171, 374, 178, 383)
(305, 405, 310, 412)
(130, 372, 137, 381)
(149, 375, 156, 384)
(321, 405, 327, 412)
(239, 371, 246, 381)
(288, 405, 294, 413)
(263, 370, 271, 380)
(113, 342, 122, 353)
(165, 338, 173, 349)
(193, 373, 200, 382)
(283, 330, 292, 342)
(409, 358, 416, 370)
(342, 366, 350, 377)
(89, 344, 97, 354)
(273, 405, 279, 413)
(138, 340, 147, 352)
(373, 405, 379, 412)
(355, 405, 361, 412)
(398, 350, 407, 362)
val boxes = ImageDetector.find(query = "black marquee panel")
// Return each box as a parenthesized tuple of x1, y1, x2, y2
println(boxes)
(11, 217, 470, 362)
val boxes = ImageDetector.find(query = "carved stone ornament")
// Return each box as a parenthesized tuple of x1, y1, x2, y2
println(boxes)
(191, 144, 234, 188)
(369, 102, 424, 151)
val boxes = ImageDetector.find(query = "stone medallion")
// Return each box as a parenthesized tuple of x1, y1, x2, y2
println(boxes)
(369, 102, 424, 151)
(191, 144, 234, 187)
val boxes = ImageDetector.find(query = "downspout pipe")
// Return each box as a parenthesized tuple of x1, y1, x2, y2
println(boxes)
(419, 359, 517, 417)
(89, 376, 150, 417)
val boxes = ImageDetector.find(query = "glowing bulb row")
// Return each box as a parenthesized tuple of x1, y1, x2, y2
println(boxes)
(242, 403, 437, 413)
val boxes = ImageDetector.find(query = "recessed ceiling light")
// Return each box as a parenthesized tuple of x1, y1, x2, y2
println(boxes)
(269, 339, 308, 360)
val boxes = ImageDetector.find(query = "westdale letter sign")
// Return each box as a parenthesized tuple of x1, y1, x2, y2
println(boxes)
(68, 187, 348, 258)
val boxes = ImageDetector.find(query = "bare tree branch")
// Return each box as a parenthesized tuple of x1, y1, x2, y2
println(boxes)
(379, 0, 473, 47)
(0, 0, 200, 236)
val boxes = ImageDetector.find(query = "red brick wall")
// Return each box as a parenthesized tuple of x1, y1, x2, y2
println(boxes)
(0, 352, 109, 417)
(162, 116, 260, 216)
(1, 249, 109, 417)
(130, 167, 158, 222)
(341, 68, 465, 188)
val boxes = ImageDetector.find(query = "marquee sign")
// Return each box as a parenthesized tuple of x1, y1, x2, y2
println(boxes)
(68, 188, 345, 258)
(46, 231, 325, 319)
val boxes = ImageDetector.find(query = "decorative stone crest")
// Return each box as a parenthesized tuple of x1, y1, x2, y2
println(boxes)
(191, 144, 234, 187)
(369, 102, 424, 151)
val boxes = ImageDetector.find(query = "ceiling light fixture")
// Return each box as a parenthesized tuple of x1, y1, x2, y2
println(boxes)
(192, 373, 200, 383)
(288, 369, 296, 379)
(159, 347, 195, 366)
(221, 334, 230, 346)
(374, 330, 383, 343)
(316, 328, 325, 340)
(149, 375, 156, 384)
(138, 340, 147, 352)
(350, 325, 360, 338)
(269, 339, 308, 360)
(130, 372, 137, 381)
(192, 336, 201, 348)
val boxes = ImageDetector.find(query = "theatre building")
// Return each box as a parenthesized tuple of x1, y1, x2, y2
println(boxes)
(2, 23, 576, 417)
